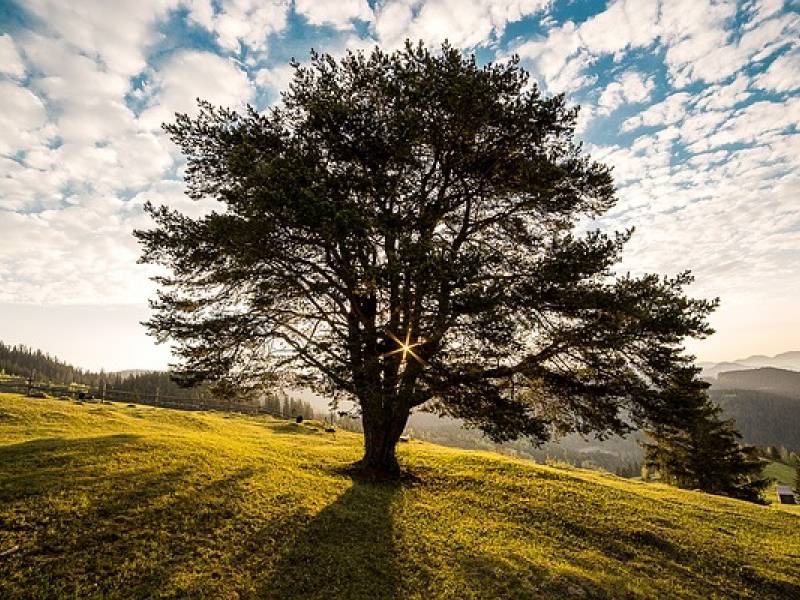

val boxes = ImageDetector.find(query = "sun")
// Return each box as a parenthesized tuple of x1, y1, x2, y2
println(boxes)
(383, 328, 426, 365)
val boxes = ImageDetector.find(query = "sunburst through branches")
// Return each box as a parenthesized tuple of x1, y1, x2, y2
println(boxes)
(383, 328, 426, 366)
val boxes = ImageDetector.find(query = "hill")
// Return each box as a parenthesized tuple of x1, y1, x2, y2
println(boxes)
(1, 393, 798, 599)
(716, 367, 800, 397)
(710, 388, 800, 449)
(699, 361, 752, 378)
(738, 351, 800, 371)
(699, 350, 800, 379)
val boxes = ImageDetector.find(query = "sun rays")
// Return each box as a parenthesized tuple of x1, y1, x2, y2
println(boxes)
(383, 328, 426, 365)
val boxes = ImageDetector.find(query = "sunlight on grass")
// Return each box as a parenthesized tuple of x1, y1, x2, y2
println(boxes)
(1, 393, 798, 599)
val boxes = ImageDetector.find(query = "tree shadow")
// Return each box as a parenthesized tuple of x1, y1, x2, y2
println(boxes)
(252, 478, 402, 600)
(0, 434, 143, 502)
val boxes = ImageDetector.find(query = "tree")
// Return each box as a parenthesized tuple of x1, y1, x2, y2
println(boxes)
(795, 464, 800, 494)
(643, 373, 769, 503)
(136, 42, 719, 476)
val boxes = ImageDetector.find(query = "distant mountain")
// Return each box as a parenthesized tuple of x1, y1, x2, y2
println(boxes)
(707, 368, 800, 450)
(736, 351, 800, 371)
(699, 350, 800, 379)
(700, 361, 753, 378)
(715, 367, 800, 398)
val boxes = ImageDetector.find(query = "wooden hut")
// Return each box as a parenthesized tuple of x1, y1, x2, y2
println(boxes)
(776, 485, 796, 505)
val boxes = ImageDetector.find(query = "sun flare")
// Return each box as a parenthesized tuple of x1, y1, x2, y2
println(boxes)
(384, 328, 426, 365)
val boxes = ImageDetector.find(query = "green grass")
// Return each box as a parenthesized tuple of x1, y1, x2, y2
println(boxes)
(765, 459, 796, 487)
(1, 393, 799, 599)
(764, 460, 798, 501)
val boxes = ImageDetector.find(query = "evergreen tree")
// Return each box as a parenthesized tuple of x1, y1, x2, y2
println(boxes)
(137, 42, 719, 476)
(643, 374, 769, 503)
(795, 464, 800, 494)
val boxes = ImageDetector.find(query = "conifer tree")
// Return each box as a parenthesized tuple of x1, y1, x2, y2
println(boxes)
(643, 373, 769, 503)
(137, 42, 719, 476)
(795, 464, 800, 494)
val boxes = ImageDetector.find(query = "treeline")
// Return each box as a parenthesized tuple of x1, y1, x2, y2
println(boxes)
(0, 340, 326, 413)
(758, 445, 800, 466)
(0, 341, 206, 400)
(0, 342, 107, 386)
(260, 391, 315, 419)
(108, 371, 208, 401)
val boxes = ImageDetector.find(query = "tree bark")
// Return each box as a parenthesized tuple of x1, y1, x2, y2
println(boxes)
(358, 407, 410, 478)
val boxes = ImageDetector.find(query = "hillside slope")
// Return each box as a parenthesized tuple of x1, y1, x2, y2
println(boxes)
(0, 393, 798, 600)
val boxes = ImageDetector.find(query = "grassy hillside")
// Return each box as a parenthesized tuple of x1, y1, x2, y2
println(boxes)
(764, 460, 797, 497)
(1, 393, 798, 599)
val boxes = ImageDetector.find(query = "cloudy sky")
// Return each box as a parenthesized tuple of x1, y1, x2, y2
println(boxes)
(0, 0, 798, 371)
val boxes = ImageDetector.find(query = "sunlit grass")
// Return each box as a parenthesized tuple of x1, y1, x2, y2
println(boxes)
(1, 392, 798, 599)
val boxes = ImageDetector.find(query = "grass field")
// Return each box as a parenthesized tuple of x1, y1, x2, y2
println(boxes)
(1, 393, 799, 599)
(764, 459, 797, 498)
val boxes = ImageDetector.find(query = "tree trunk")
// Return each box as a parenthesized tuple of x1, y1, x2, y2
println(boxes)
(358, 408, 409, 478)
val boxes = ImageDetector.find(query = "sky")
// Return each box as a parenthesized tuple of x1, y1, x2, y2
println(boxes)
(0, 0, 798, 371)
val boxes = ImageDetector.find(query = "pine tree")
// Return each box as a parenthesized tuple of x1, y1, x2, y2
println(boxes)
(795, 463, 800, 494)
(643, 374, 769, 504)
(136, 42, 719, 476)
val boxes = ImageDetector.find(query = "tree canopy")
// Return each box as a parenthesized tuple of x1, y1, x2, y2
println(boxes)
(137, 42, 719, 476)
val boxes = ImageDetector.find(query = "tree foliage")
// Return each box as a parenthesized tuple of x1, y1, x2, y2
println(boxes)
(643, 373, 769, 503)
(136, 42, 718, 475)
(795, 464, 800, 494)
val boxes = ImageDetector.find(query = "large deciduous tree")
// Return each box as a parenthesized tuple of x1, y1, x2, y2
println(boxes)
(136, 43, 718, 476)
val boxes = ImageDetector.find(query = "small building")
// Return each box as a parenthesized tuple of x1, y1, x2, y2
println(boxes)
(776, 485, 796, 505)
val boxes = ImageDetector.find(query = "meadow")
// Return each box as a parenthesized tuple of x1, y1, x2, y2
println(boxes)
(1, 392, 798, 599)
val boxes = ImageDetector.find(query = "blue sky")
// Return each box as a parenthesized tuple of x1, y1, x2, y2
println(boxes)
(0, 0, 798, 370)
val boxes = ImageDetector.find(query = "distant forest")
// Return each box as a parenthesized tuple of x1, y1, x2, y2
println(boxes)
(0, 341, 319, 417)
(0, 342, 107, 387)
(0, 342, 204, 400)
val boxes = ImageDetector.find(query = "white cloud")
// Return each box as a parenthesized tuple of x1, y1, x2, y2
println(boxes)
(746, 0, 786, 27)
(677, 109, 731, 148)
(578, 0, 659, 56)
(753, 47, 800, 92)
(693, 73, 751, 111)
(184, 0, 215, 29)
(375, 0, 549, 50)
(658, 0, 738, 86)
(597, 71, 654, 114)
(139, 50, 255, 129)
(0, 31, 176, 209)
(0, 154, 66, 212)
(738, 11, 799, 62)
(0, 34, 26, 78)
(194, 0, 291, 53)
(296, 0, 373, 28)
(687, 96, 800, 152)
(254, 63, 295, 98)
(22, 0, 178, 78)
(621, 92, 691, 132)
(511, 21, 597, 92)
(128, 178, 221, 219)
(0, 192, 151, 304)
(0, 82, 50, 156)
(22, 34, 130, 109)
